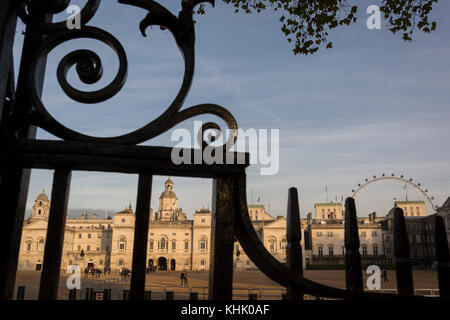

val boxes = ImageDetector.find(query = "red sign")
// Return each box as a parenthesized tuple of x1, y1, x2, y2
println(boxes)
(95, 292, 104, 300)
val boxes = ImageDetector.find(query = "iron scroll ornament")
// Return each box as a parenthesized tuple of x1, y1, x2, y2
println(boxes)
(13, 0, 237, 147)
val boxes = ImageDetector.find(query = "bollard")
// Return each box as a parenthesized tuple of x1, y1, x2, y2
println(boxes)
(249, 293, 258, 300)
(68, 288, 77, 300)
(85, 288, 94, 300)
(103, 289, 111, 301)
(17, 286, 25, 300)
(123, 289, 131, 300)
(189, 292, 198, 300)
(144, 290, 152, 300)
(165, 291, 174, 300)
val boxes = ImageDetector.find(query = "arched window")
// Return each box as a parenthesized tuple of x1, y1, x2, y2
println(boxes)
(37, 239, 45, 252)
(149, 240, 154, 251)
(199, 237, 207, 251)
(25, 240, 32, 253)
(159, 237, 168, 251)
(119, 236, 127, 251)
(38, 209, 41, 215)
(268, 237, 276, 253)
(280, 238, 287, 251)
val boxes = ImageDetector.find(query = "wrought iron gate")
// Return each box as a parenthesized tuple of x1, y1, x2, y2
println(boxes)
(0, 0, 448, 301)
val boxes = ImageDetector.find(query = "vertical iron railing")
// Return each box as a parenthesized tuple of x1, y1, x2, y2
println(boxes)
(393, 207, 414, 295)
(39, 169, 72, 300)
(344, 198, 363, 294)
(130, 173, 153, 300)
(286, 187, 303, 300)
(435, 215, 450, 300)
(0, 2, 52, 300)
(208, 176, 237, 300)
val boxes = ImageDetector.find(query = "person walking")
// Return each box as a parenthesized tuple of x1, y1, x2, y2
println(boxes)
(382, 269, 389, 282)
(180, 272, 185, 287)
(183, 271, 188, 288)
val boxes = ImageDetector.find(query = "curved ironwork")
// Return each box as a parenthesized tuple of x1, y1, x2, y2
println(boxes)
(234, 174, 438, 301)
(12, 0, 236, 147)
(5, 0, 444, 301)
(351, 175, 437, 211)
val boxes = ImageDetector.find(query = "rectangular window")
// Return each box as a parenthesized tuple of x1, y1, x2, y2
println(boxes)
(360, 232, 366, 237)
(371, 231, 377, 237)
(318, 246, 323, 257)
(149, 242, 153, 250)
(327, 232, 333, 237)
(416, 235, 421, 243)
(87, 245, 90, 251)
(78, 234, 82, 239)
(172, 241, 176, 250)
(97, 234, 102, 239)
(328, 246, 334, 256)
(184, 242, 189, 250)
(362, 246, 367, 256)
(88, 234, 91, 239)
(317, 232, 322, 237)
(373, 246, 378, 256)
(78, 245, 81, 251)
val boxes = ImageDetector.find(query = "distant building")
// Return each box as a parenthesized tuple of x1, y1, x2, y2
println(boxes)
(436, 196, 450, 249)
(395, 200, 427, 217)
(304, 203, 384, 267)
(18, 179, 294, 272)
(381, 202, 438, 267)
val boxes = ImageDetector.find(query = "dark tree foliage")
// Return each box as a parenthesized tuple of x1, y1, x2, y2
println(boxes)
(198, 0, 438, 55)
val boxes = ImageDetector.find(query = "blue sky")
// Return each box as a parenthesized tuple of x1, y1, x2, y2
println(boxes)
(14, 0, 450, 218)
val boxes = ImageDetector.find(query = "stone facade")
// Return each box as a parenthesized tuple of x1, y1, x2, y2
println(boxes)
(19, 179, 290, 272)
(18, 180, 445, 272)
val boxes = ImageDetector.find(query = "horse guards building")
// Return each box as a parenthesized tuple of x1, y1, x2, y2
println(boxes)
(18, 178, 450, 272)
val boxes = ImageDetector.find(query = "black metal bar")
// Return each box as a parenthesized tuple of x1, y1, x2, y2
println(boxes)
(208, 175, 236, 300)
(0, 0, 16, 120)
(16, 286, 25, 300)
(68, 288, 77, 300)
(166, 291, 174, 300)
(344, 197, 363, 293)
(130, 173, 153, 300)
(122, 289, 130, 300)
(1, 140, 249, 176)
(38, 169, 72, 300)
(189, 292, 198, 300)
(0, 4, 52, 299)
(143, 290, 152, 300)
(104, 288, 111, 300)
(393, 207, 414, 295)
(435, 215, 450, 300)
(286, 187, 303, 300)
(85, 288, 94, 300)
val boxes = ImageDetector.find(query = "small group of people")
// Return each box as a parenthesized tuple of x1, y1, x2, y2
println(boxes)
(179, 271, 188, 287)
(119, 268, 131, 280)
(103, 267, 111, 276)
(84, 267, 103, 278)
(119, 267, 131, 280)
(146, 265, 157, 274)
